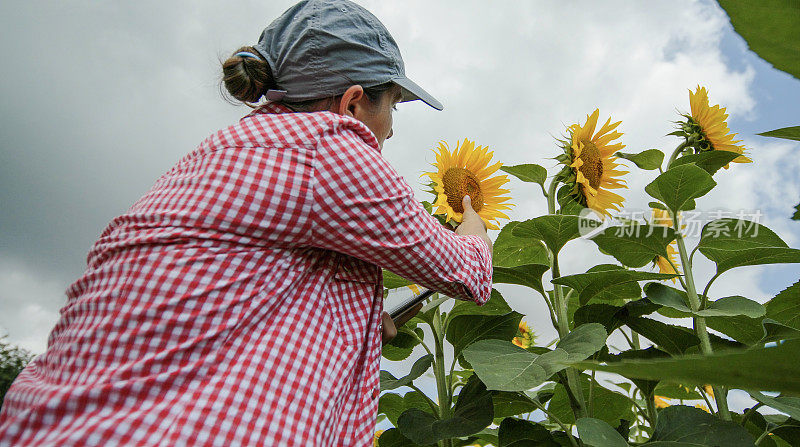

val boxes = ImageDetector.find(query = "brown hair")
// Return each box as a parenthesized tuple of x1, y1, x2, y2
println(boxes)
(220, 46, 396, 111)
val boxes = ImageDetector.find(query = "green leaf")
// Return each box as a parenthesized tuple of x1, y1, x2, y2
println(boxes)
(493, 221, 550, 268)
(493, 264, 551, 296)
(573, 299, 660, 333)
(765, 280, 800, 331)
(380, 354, 433, 391)
(449, 289, 513, 321)
(578, 341, 800, 395)
(379, 391, 435, 427)
(446, 311, 523, 356)
(758, 126, 800, 142)
(555, 323, 608, 363)
(557, 184, 588, 216)
(512, 215, 585, 256)
(465, 325, 606, 392)
(590, 224, 676, 268)
(705, 314, 766, 345)
(748, 391, 800, 420)
(553, 268, 677, 305)
(645, 283, 765, 318)
(652, 382, 703, 400)
(383, 327, 424, 361)
(398, 375, 493, 445)
(624, 317, 700, 355)
(576, 418, 629, 447)
(671, 150, 742, 176)
(793, 202, 800, 220)
(501, 164, 548, 186)
(649, 201, 667, 210)
(548, 376, 634, 426)
(492, 392, 538, 419)
(384, 270, 415, 289)
(717, 0, 800, 80)
(647, 405, 756, 446)
(497, 418, 559, 446)
(762, 319, 800, 343)
(463, 340, 567, 391)
(645, 164, 716, 213)
(376, 428, 433, 447)
(697, 219, 800, 274)
(615, 149, 665, 170)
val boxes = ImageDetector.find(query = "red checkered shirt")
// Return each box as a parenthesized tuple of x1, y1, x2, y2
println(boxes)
(0, 103, 493, 446)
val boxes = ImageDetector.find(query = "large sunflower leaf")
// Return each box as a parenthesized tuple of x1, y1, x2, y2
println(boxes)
(552, 268, 677, 305)
(697, 218, 800, 274)
(379, 391, 435, 427)
(573, 299, 660, 333)
(671, 150, 742, 176)
(380, 354, 433, 391)
(705, 314, 766, 345)
(446, 311, 523, 356)
(500, 164, 547, 187)
(463, 340, 566, 391)
(493, 221, 550, 268)
(557, 184, 588, 216)
(398, 375, 493, 445)
(493, 264, 550, 296)
(375, 428, 433, 447)
(547, 376, 634, 427)
(512, 214, 589, 256)
(492, 392, 538, 419)
(497, 418, 559, 447)
(576, 418, 629, 447)
(716, 0, 800, 80)
(758, 126, 800, 142)
(383, 326, 424, 361)
(615, 149, 664, 171)
(590, 224, 676, 268)
(576, 341, 800, 395)
(383, 270, 415, 289)
(624, 317, 700, 355)
(644, 283, 765, 318)
(647, 405, 756, 446)
(748, 391, 800, 421)
(463, 325, 605, 392)
(645, 164, 716, 214)
(765, 279, 800, 331)
(448, 289, 512, 321)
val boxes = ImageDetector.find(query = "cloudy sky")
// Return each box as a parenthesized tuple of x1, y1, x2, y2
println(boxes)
(2, 0, 799, 413)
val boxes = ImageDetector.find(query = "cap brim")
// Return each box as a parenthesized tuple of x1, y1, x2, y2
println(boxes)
(393, 76, 443, 111)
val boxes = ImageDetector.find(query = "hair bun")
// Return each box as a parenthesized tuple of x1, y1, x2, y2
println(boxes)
(221, 46, 276, 104)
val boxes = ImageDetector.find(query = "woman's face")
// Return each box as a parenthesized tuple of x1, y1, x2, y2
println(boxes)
(359, 85, 403, 149)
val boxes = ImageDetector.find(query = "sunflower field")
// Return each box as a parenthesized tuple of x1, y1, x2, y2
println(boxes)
(376, 2, 800, 446)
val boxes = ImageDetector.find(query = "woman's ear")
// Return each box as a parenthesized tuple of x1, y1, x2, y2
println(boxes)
(337, 85, 366, 118)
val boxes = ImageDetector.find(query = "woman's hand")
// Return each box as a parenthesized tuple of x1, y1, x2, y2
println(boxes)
(455, 196, 492, 251)
(381, 303, 423, 345)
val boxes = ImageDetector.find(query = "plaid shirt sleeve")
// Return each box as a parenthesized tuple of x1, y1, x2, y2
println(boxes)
(309, 119, 493, 304)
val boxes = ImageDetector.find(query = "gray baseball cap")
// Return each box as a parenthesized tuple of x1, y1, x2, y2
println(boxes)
(253, 0, 443, 110)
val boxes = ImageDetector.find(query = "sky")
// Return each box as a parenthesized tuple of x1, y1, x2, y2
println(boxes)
(1, 0, 799, 416)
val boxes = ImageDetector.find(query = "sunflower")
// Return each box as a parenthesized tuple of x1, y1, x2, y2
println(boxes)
(682, 86, 751, 166)
(512, 320, 535, 349)
(424, 139, 513, 230)
(557, 109, 628, 218)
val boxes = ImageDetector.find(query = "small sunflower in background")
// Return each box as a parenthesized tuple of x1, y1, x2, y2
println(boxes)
(512, 320, 535, 349)
(424, 139, 513, 230)
(556, 109, 628, 218)
(679, 86, 751, 167)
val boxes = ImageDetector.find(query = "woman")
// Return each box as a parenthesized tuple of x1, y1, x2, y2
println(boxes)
(0, 1, 493, 445)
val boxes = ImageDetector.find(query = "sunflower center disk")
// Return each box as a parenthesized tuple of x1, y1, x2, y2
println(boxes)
(442, 167, 484, 213)
(578, 141, 604, 189)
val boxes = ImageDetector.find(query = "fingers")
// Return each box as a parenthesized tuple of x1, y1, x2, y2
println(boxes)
(395, 302, 423, 328)
(461, 195, 486, 230)
(381, 311, 397, 345)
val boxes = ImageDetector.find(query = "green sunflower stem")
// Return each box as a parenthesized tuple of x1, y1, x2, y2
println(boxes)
(665, 140, 691, 169)
(672, 213, 732, 421)
(546, 177, 588, 421)
(432, 311, 453, 447)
